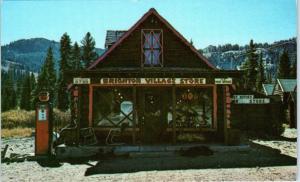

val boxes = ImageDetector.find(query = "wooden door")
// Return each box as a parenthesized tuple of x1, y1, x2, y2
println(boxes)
(141, 88, 166, 143)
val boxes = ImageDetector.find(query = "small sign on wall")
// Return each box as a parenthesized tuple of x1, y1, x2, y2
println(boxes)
(232, 95, 270, 104)
(215, 78, 232, 84)
(233, 95, 254, 100)
(73, 78, 91, 84)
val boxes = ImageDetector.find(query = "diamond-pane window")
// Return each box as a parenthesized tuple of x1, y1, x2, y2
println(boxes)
(142, 30, 163, 67)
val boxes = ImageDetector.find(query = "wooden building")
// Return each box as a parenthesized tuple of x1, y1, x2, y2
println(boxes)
(273, 79, 297, 128)
(67, 8, 242, 145)
(287, 86, 297, 128)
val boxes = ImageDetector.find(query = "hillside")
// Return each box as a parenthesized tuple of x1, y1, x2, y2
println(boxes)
(201, 38, 297, 78)
(1, 38, 105, 73)
(1, 37, 296, 78)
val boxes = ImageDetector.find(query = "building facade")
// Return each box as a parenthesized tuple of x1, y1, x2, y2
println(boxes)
(67, 8, 242, 145)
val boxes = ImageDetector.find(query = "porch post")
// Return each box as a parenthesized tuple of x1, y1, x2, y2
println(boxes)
(132, 86, 137, 144)
(223, 86, 228, 145)
(213, 85, 217, 129)
(172, 85, 177, 144)
(76, 86, 82, 146)
(88, 85, 93, 127)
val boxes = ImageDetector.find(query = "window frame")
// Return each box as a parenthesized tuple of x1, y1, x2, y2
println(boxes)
(141, 29, 163, 67)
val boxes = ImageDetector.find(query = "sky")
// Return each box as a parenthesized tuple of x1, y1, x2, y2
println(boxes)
(1, 0, 297, 49)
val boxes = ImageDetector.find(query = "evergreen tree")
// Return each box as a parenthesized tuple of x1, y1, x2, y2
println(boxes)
(32, 47, 57, 105)
(30, 73, 37, 109)
(266, 70, 273, 83)
(81, 32, 97, 68)
(30, 73, 36, 92)
(256, 53, 266, 92)
(16, 75, 24, 108)
(57, 33, 72, 111)
(277, 50, 291, 79)
(290, 60, 296, 78)
(59, 33, 72, 70)
(57, 75, 69, 111)
(244, 39, 258, 91)
(20, 72, 32, 110)
(72, 42, 82, 70)
(1, 68, 17, 111)
(190, 39, 194, 46)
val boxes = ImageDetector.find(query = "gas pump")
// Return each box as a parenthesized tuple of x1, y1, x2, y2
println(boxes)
(35, 91, 53, 156)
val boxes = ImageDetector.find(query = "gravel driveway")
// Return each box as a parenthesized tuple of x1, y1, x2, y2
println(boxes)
(1, 128, 297, 181)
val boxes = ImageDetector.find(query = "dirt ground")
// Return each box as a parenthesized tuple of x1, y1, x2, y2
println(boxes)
(1, 128, 297, 181)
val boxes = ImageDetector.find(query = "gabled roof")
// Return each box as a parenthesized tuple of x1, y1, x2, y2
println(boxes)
(287, 88, 297, 102)
(262, 84, 275, 96)
(88, 8, 216, 70)
(104, 30, 127, 48)
(276, 79, 297, 93)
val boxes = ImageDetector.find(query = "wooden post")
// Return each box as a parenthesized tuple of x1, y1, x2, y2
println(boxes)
(132, 86, 137, 144)
(213, 85, 217, 129)
(88, 85, 93, 127)
(76, 86, 82, 146)
(223, 86, 228, 145)
(172, 85, 176, 144)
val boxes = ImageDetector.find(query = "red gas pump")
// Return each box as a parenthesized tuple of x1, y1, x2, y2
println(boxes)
(35, 92, 53, 156)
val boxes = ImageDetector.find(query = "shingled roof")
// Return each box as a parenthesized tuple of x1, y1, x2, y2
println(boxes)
(104, 30, 127, 49)
(277, 79, 297, 92)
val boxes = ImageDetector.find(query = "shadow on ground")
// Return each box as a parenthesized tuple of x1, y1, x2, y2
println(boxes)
(82, 144, 296, 176)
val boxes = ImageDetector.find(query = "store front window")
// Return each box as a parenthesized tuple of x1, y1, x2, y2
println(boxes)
(168, 87, 213, 128)
(92, 88, 134, 127)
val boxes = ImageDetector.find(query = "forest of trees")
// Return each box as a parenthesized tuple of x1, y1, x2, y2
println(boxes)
(1, 36, 296, 112)
(1, 32, 98, 112)
(241, 39, 296, 92)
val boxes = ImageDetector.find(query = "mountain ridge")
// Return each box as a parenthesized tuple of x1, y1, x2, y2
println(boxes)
(1, 38, 105, 73)
(1, 37, 296, 77)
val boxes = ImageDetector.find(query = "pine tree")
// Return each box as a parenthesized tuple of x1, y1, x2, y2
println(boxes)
(57, 75, 69, 111)
(30, 73, 37, 109)
(1, 68, 17, 111)
(20, 72, 32, 110)
(244, 39, 258, 91)
(266, 70, 273, 83)
(57, 33, 72, 111)
(59, 33, 72, 70)
(81, 32, 97, 68)
(290, 60, 296, 78)
(277, 50, 291, 79)
(256, 53, 266, 92)
(30, 73, 36, 91)
(190, 39, 194, 46)
(72, 42, 81, 70)
(32, 47, 57, 105)
(16, 75, 24, 108)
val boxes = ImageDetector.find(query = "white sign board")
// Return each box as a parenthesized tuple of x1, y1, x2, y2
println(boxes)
(233, 95, 254, 100)
(99, 78, 206, 85)
(73, 78, 91, 84)
(232, 95, 270, 104)
(215, 78, 232, 84)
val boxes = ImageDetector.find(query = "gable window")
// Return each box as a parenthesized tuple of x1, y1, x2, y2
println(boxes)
(142, 29, 163, 67)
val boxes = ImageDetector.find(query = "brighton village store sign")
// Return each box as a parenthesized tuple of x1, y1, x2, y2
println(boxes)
(73, 77, 233, 85)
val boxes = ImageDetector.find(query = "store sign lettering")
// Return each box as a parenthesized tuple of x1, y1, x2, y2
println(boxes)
(99, 78, 206, 85)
